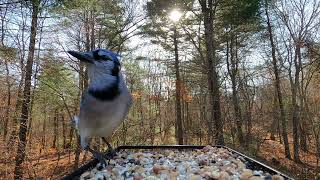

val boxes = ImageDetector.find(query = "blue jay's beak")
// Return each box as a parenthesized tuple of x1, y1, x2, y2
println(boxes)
(68, 51, 94, 63)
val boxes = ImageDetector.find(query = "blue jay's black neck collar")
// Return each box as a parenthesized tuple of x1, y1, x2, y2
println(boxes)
(88, 75, 120, 101)
(112, 61, 120, 76)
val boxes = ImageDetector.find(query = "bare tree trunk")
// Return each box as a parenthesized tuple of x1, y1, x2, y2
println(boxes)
(226, 36, 244, 145)
(1, 5, 10, 141)
(264, 0, 291, 159)
(27, 15, 44, 143)
(90, 10, 95, 50)
(173, 26, 183, 145)
(62, 114, 66, 149)
(245, 108, 252, 145)
(41, 107, 47, 153)
(299, 71, 308, 152)
(3, 59, 11, 141)
(27, 88, 35, 150)
(74, 135, 81, 169)
(199, 86, 207, 143)
(299, 122, 308, 151)
(139, 93, 144, 138)
(14, 0, 39, 178)
(157, 85, 162, 143)
(291, 44, 302, 162)
(67, 126, 74, 149)
(74, 63, 83, 168)
(270, 95, 278, 141)
(0, 3, 8, 44)
(199, 0, 224, 145)
(74, 12, 93, 166)
(7, 4, 27, 149)
(52, 109, 58, 149)
(8, 73, 24, 148)
(241, 77, 254, 147)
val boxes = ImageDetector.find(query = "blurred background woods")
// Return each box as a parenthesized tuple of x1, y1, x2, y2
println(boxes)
(0, 0, 319, 179)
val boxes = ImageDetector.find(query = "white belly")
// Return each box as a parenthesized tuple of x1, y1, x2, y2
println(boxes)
(78, 92, 130, 140)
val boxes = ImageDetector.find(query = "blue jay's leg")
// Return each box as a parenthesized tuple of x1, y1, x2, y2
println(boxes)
(81, 136, 107, 166)
(85, 146, 107, 166)
(101, 137, 117, 158)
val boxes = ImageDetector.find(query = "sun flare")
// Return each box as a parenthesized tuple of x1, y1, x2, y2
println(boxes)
(169, 9, 182, 22)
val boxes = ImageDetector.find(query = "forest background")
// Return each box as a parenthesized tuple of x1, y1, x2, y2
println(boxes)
(0, 0, 320, 179)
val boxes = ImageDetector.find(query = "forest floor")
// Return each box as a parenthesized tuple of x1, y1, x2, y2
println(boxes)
(0, 144, 88, 179)
(0, 136, 319, 179)
(256, 134, 320, 179)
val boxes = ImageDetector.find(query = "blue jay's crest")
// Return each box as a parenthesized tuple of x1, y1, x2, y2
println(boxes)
(92, 49, 120, 62)
(68, 49, 121, 76)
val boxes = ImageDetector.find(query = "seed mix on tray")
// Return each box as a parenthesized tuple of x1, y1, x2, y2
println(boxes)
(80, 145, 285, 180)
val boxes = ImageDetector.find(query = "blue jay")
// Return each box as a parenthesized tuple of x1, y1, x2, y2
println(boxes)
(68, 49, 132, 164)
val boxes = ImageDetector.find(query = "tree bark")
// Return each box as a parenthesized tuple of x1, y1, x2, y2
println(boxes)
(299, 123, 308, 151)
(1, 5, 10, 141)
(41, 107, 47, 152)
(291, 44, 302, 162)
(62, 114, 66, 149)
(3, 59, 11, 141)
(199, 0, 224, 145)
(74, 14, 93, 166)
(264, 0, 291, 159)
(7, 67, 25, 148)
(226, 36, 244, 145)
(0, 3, 7, 44)
(52, 109, 58, 149)
(245, 108, 252, 146)
(270, 94, 278, 141)
(74, 62, 83, 168)
(299, 71, 308, 152)
(7, 3, 27, 150)
(74, 135, 81, 169)
(173, 26, 183, 145)
(14, 0, 39, 178)
(27, 16, 44, 144)
(90, 10, 95, 50)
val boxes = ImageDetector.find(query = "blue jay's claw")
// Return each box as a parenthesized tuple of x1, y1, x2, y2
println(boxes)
(85, 147, 107, 167)
(102, 137, 117, 158)
(106, 148, 117, 159)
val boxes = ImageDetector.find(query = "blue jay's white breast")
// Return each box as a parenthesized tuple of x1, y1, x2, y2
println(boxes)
(78, 74, 132, 140)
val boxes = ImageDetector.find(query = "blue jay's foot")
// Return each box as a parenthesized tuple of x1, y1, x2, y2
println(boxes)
(102, 137, 117, 158)
(85, 147, 107, 167)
